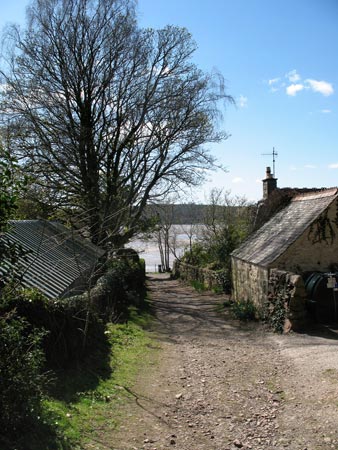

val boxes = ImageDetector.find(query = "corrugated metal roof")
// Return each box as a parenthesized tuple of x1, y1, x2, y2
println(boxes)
(231, 189, 338, 267)
(1, 220, 105, 299)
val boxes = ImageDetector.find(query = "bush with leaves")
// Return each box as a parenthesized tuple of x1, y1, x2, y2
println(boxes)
(0, 285, 107, 369)
(0, 142, 48, 437)
(105, 252, 146, 313)
(181, 189, 254, 283)
(232, 299, 257, 321)
(181, 242, 211, 267)
(0, 144, 28, 286)
(0, 313, 47, 435)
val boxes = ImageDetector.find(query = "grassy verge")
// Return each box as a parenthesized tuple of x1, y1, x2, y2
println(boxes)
(190, 279, 207, 292)
(8, 308, 157, 450)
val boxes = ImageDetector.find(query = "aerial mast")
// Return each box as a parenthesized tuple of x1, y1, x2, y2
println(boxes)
(262, 147, 278, 177)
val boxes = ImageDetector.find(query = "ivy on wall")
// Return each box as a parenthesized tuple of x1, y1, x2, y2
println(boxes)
(263, 271, 293, 333)
(308, 199, 338, 245)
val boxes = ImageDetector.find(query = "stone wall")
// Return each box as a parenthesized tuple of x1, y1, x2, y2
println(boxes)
(266, 269, 308, 332)
(176, 259, 310, 332)
(231, 257, 269, 309)
(231, 260, 308, 332)
(172, 261, 228, 292)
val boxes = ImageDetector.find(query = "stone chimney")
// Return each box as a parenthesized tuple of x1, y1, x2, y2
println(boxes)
(262, 166, 277, 200)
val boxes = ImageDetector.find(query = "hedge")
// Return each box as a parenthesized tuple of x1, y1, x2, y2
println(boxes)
(0, 255, 146, 369)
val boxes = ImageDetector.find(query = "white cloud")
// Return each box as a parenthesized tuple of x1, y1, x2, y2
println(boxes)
(305, 79, 334, 96)
(328, 163, 338, 169)
(232, 177, 244, 184)
(268, 77, 282, 92)
(321, 109, 332, 114)
(304, 164, 316, 169)
(286, 83, 304, 96)
(268, 77, 280, 85)
(268, 70, 334, 99)
(286, 69, 301, 83)
(238, 95, 248, 108)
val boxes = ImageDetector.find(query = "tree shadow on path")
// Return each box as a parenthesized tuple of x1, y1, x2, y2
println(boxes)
(146, 274, 263, 345)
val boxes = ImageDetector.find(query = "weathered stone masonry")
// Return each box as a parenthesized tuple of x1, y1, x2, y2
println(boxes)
(231, 189, 338, 331)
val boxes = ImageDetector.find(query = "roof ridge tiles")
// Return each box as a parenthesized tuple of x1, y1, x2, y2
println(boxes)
(291, 187, 338, 202)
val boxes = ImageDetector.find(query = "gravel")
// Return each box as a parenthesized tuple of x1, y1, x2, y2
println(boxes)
(99, 274, 338, 450)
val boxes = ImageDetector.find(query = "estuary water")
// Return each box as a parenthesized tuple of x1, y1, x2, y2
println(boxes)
(129, 224, 204, 273)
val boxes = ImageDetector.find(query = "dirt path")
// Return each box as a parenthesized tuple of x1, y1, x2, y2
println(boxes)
(110, 274, 338, 450)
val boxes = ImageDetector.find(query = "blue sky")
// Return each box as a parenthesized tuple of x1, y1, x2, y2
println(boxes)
(1, 0, 337, 202)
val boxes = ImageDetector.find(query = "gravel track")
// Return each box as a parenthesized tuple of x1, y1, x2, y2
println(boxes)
(108, 274, 338, 450)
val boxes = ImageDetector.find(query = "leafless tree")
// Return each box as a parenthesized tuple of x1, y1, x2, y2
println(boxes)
(0, 0, 233, 248)
(153, 203, 174, 272)
(202, 188, 254, 241)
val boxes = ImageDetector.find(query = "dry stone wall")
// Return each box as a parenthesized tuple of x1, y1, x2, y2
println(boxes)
(231, 260, 309, 332)
(177, 260, 309, 332)
(265, 269, 308, 332)
(172, 261, 227, 292)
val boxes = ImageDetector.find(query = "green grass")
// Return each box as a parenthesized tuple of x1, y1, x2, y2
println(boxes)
(212, 285, 224, 294)
(49, 320, 156, 448)
(190, 279, 207, 292)
(6, 309, 157, 450)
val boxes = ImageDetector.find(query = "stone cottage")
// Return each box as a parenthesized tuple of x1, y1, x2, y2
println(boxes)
(231, 168, 338, 329)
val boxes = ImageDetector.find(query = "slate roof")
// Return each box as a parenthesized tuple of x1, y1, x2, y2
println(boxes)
(231, 188, 338, 267)
(1, 220, 105, 299)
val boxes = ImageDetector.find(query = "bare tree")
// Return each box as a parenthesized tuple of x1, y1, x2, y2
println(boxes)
(203, 188, 254, 239)
(200, 188, 255, 268)
(0, 0, 232, 248)
(153, 203, 174, 272)
(179, 222, 199, 257)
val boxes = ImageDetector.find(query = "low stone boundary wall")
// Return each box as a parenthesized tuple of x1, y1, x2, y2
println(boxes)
(174, 262, 309, 332)
(265, 269, 308, 332)
(172, 260, 228, 292)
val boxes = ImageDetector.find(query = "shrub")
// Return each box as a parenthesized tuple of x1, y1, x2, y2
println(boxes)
(105, 254, 146, 312)
(181, 242, 212, 267)
(0, 314, 47, 435)
(190, 279, 207, 292)
(0, 255, 146, 369)
(215, 268, 232, 294)
(232, 299, 256, 321)
(0, 286, 106, 369)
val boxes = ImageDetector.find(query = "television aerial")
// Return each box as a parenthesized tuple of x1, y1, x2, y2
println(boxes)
(262, 147, 278, 177)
